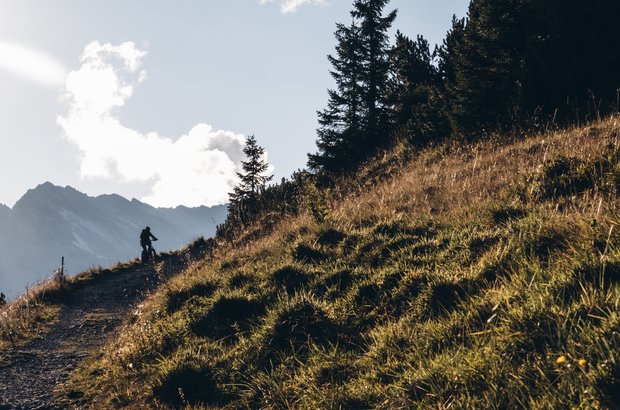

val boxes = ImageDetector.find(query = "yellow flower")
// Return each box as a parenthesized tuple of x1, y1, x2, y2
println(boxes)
(556, 355, 567, 364)
(578, 359, 587, 367)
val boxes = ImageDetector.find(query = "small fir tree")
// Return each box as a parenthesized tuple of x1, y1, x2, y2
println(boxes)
(229, 135, 273, 223)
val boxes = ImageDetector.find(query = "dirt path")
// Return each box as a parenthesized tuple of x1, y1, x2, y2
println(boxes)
(0, 253, 188, 409)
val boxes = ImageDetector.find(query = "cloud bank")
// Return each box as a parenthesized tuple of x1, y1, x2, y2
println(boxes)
(259, 0, 329, 14)
(0, 41, 66, 87)
(58, 41, 247, 208)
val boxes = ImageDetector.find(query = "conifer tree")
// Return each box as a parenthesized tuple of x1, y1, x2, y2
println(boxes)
(308, 21, 364, 174)
(440, 0, 620, 133)
(229, 135, 273, 207)
(522, 0, 620, 123)
(309, 0, 396, 175)
(387, 32, 448, 145)
(353, 0, 397, 148)
(441, 0, 528, 136)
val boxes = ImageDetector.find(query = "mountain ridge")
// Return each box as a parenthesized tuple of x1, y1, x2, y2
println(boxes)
(0, 182, 227, 299)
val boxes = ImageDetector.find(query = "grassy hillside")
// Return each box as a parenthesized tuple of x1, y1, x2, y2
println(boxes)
(63, 119, 620, 408)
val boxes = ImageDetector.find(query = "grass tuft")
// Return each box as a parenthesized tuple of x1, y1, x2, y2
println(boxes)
(256, 295, 340, 367)
(153, 354, 228, 407)
(292, 243, 326, 264)
(166, 281, 217, 314)
(190, 292, 265, 343)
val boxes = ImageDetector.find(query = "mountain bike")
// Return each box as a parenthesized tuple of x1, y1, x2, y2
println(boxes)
(141, 243, 158, 265)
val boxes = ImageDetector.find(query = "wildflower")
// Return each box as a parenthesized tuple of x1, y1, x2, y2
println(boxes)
(578, 358, 587, 367)
(556, 355, 567, 364)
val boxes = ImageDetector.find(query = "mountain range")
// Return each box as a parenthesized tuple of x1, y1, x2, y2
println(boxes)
(0, 182, 227, 299)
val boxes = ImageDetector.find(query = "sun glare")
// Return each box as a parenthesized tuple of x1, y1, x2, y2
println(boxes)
(0, 40, 66, 87)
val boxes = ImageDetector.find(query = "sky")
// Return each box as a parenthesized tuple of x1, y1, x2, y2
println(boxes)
(0, 0, 469, 208)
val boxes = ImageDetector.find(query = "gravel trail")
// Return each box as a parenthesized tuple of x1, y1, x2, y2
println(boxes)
(0, 254, 188, 409)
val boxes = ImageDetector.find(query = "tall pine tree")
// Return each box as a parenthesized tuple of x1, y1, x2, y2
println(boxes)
(308, 21, 364, 174)
(522, 0, 620, 124)
(441, 0, 528, 137)
(354, 0, 397, 149)
(309, 0, 396, 175)
(440, 0, 620, 134)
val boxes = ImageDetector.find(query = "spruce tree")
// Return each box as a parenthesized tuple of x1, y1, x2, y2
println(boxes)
(309, 0, 396, 175)
(353, 0, 397, 149)
(441, 0, 528, 137)
(387, 32, 448, 145)
(522, 0, 620, 123)
(440, 0, 620, 133)
(229, 135, 273, 207)
(308, 21, 364, 174)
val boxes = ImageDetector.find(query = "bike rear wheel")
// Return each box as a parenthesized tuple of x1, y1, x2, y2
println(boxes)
(141, 249, 150, 265)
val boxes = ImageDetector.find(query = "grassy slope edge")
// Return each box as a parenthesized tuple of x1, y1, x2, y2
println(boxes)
(0, 261, 140, 354)
(65, 119, 620, 408)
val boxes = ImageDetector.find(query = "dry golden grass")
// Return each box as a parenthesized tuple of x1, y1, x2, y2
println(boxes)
(332, 117, 620, 227)
(0, 278, 66, 352)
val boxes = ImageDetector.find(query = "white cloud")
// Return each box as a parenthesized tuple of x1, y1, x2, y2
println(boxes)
(258, 0, 330, 14)
(0, 41, 66, 87)
(281, 0, 329, 14)
(58, 41, 249, 208)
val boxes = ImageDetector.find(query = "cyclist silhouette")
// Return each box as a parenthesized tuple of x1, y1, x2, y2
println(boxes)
(140, 226, 158, 255)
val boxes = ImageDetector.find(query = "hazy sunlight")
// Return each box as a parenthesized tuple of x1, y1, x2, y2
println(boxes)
(0, 40, 66, 87)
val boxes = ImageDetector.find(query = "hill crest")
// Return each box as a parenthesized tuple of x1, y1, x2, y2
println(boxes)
(55, 118, 620, 408)
(2, 119, 620, 408)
